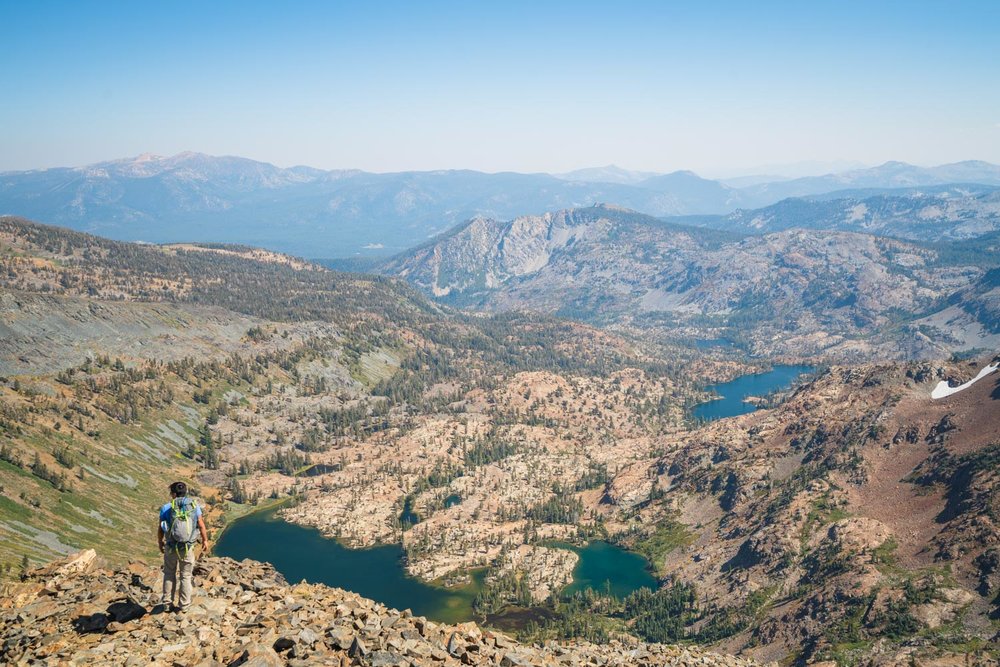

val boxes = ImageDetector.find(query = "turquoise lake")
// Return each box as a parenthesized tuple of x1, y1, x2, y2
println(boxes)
(215, 507, 655, 623)
(691, 364, 814, 422)
(554, 540, 657, 599)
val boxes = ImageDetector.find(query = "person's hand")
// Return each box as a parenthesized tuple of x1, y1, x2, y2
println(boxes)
(201, 539, 209, 551)
(158, 542, 165, 554)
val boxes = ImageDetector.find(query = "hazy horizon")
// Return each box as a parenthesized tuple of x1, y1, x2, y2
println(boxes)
(3, 1, 999, 174)
(12, 149, 1000, 182)
(0, 149, 879, 180)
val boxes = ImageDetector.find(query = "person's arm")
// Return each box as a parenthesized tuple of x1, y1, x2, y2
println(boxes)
(197, 515, 209, 550)
(157, 524, 165, 553)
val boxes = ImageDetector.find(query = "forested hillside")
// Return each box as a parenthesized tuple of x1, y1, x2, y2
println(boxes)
(0, 216, 713, 568)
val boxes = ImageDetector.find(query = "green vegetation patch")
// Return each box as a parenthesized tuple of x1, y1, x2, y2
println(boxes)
(0, 494, 33, 521)
(628, 521, 695, 575)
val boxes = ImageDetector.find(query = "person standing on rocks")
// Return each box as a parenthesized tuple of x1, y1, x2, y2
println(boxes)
(157, 481, 209, 612)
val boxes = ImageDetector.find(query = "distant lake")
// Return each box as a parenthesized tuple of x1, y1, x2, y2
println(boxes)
(692, 338, 734, 350)
(691, 365, 814, 422)
(215, 507, 656, 623)
(399, 496, 420, 529)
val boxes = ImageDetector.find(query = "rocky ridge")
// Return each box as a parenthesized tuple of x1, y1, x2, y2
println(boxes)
(383, 205, 994, 359)
(0, 550, 768, 667)
(711, 186, 1000, 241)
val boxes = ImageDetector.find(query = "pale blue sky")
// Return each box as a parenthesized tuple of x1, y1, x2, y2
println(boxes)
(2, 1, 998, 174)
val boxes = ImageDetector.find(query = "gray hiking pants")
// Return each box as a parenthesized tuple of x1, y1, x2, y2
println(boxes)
(162, 546, 197, 609)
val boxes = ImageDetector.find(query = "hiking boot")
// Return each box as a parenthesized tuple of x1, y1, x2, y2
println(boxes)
(151, 604, 167, 615)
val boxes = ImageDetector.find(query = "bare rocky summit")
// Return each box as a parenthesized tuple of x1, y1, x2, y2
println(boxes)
(0, 550, 769, 667)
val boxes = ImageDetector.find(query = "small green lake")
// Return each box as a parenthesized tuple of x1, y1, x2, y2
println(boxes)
(399, 496, 420, 529)
(215, 508, 656, 623)
(554, 540, 658, 599)
(691, 364, 814, 422)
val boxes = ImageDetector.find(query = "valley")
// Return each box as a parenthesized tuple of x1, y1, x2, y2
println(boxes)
(5, 4, 1000, 664)
(1, 206, 999, 666)
(0, 216, 722, 591)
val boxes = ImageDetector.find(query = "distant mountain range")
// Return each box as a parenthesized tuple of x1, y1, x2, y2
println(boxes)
(692, 184, 1000, 241)
(553, 164, 660, 184)
(737, 160, 1000, 203)
(3, 153, 1000, 258)
(382, 204, 1000, 359)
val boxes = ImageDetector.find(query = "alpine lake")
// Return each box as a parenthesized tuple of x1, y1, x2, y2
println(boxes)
(691, 364, 814, 422)
(215, 365, 813, 624)
(214, 506, 655, 625)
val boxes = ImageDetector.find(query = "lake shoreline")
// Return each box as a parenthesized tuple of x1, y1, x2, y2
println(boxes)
(211, 495, 294, 555)
(215, 506, 658, 625)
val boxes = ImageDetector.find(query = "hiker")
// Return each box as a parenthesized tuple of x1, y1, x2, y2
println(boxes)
(157, 481, 209, 612)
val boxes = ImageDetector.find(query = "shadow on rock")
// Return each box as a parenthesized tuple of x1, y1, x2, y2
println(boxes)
(72, 612, 109, 633)
(72, 598, 146, 633)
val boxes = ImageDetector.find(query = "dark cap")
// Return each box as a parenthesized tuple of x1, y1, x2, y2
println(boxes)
(169, 481, 188, 497)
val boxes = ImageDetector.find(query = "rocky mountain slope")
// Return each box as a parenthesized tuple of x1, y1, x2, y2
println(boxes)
(604, 355, 1000, 664)
(382, 205, 998, 359)
(0, 550, 767, 666)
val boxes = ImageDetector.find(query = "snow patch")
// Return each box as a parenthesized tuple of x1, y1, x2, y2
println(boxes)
(931, 363, 999, 399)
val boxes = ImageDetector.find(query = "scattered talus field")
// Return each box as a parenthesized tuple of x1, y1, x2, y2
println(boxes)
(1, 216, 999, 665)
(1, 551, 767, 666)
